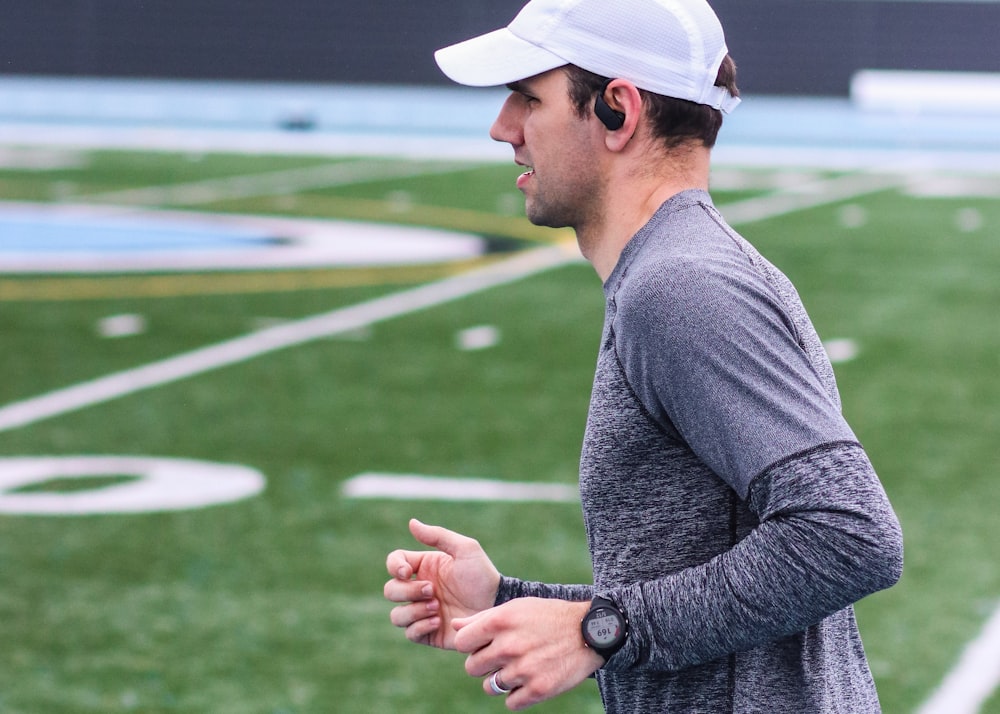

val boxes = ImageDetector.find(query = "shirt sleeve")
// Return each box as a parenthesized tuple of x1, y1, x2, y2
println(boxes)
(602, 442, 903, 672)
(495, 576, 593, 606)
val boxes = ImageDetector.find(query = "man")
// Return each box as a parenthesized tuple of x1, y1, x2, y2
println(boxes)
(384, 0, 904, 711)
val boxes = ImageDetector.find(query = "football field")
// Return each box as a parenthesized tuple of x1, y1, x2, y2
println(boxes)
(1, 147, 998, 713)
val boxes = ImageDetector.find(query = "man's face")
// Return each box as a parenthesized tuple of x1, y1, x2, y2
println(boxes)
(490, 68, 605, 232)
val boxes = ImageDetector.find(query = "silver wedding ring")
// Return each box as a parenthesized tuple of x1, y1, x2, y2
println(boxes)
(489, 670, 512, 695)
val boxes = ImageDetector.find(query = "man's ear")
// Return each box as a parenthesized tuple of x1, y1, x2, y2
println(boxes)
(595, 79, 625, 130)
(600, 80, 643, 150)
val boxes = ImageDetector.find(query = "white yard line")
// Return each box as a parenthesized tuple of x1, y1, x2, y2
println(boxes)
(0, 243, 580, 433)
(0, 171, 900, 434)
(915, 604, 1000, 714)
(342, 473, 578, 503)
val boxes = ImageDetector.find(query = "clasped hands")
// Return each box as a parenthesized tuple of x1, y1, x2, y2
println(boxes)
(384, 519, 603, 711)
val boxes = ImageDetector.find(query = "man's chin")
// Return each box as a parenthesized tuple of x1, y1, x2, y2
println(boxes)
(525, 206, 570, 230)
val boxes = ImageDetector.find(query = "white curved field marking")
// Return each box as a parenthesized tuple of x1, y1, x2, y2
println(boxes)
(0, 455, 265, 515)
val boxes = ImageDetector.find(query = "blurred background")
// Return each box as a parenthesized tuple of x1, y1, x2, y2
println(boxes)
(2, 0, 997, 91)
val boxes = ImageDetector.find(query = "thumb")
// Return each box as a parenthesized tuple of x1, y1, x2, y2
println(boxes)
(409, 519, 478, 558)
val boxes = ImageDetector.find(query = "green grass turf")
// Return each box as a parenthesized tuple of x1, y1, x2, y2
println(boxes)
(0, 149, 998, 712)
(0, 151, 339, 203)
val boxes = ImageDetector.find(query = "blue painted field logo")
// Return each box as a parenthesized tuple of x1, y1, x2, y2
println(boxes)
(0, 456, 265, 515)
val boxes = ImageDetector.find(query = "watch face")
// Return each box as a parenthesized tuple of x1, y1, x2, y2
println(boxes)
(585, 608, 621, 647)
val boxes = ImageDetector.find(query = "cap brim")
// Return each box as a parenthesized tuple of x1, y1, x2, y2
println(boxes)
(434, 28, 568, 87)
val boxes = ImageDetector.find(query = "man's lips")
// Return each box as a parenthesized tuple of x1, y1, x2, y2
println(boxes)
(516, 168, 535, 190)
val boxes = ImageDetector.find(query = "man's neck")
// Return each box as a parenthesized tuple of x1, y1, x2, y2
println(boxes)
(580, 175, 709, 283)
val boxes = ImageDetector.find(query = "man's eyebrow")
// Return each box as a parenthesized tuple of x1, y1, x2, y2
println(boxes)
(506, 80, 532, 94)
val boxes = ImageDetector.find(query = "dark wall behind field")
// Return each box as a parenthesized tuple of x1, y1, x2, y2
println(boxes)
(1, 1, 997, 96)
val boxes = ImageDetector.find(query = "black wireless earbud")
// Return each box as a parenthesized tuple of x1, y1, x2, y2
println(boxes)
(594, 79, 625, 130)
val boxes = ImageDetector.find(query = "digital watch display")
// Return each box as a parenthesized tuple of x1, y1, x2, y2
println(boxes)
(581, 596, 629, 661)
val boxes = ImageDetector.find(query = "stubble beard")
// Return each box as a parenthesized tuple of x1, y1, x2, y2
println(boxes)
(524, 172, 603, 233)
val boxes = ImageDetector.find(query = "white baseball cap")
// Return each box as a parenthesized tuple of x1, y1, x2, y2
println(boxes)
(434, 0, 740, 114)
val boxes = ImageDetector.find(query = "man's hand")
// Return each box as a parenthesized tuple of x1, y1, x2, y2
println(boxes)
(453, 598, 605, 711)
(384, 519, 501, 650)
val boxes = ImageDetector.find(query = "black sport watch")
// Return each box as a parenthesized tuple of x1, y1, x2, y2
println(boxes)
(581, 596, 629, 661)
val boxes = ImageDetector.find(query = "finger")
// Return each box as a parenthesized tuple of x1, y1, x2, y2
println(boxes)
(505, 687, 537, 712)
(385, 549, 409, 580)
(484, 670, 517, 697)
(465, 650, 501, 678)
(389, 600, 439, 629)
(385, 547, 426, 580)
(452, 609, 495, 653)
(404, 616, 442, 644)
(383, 577, 433, 603)
(409, 518, 483, 559)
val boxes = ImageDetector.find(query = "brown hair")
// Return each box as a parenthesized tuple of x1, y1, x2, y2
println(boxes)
(564, 56, 739, 149)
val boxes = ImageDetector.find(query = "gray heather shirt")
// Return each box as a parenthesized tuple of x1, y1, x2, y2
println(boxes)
(497, 190, 903, 713)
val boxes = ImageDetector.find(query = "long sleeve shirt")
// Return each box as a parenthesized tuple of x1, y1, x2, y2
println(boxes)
(496, 190, 903, 713)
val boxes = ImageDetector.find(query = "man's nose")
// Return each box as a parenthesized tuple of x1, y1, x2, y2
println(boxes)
(489, 95, 523, 145)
